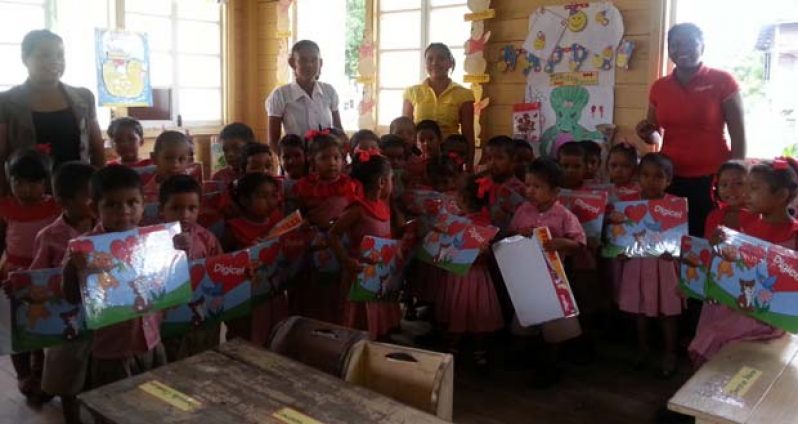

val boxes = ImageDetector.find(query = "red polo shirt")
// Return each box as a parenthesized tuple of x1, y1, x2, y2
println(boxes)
(650, 64, 739, 178)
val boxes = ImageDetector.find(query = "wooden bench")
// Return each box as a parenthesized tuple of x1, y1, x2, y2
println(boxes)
(78, 339, 446, 424)
(668, 335, 798, 424)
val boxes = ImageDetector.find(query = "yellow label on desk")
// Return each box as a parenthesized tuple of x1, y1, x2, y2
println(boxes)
(273, 407, 323, 424)
(138, 380, 202, 412)
(723, 366, 762, 398)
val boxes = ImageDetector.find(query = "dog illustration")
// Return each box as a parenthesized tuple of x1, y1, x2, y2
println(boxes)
(736, 279, 756, 312)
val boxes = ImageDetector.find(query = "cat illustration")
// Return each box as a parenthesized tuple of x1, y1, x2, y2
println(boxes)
(633, 229, 647, 244)
(60, 308, 80, 340)
(188, 295, 206, 327)
(736, 279, 756, 312)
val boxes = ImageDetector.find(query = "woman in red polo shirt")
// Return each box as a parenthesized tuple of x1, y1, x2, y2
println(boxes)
(636, 23, 746, 236)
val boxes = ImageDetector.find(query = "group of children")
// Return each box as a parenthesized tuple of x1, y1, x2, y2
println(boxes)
(2, 111, 798, 423)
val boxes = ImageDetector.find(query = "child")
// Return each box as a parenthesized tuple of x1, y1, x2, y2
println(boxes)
(482, 136, 527, 233)
(380, 134, 408, 171)
(63, 165, 166, 388)
(224, 173, 288, 346)
(581, 140, 603, 183)
(416, 119, 443, 160)
(351, 129, 380, 152)
(557, 141, 589, 190)
(239, 142, 275, 175)
(159, 175, 223, 360)
(212, 122, 256, 184)
(689, 158, 798, 367)
(279, 134, 307, 215)
(108, 117, 150, 168)
(513, 139, 535, 181)
(30, 162, 94, 422)
(442, 134, 469, 171)
(293, 132, 361, 323)
(0, 149, 60, 400)
(615, 153, 682, 377)
(439, 174, 505, 368)
(389, 116, 418, 156)
(143, 130, 192, 201)
(606, 142, 640, 200)
(330, 154, 402, 339)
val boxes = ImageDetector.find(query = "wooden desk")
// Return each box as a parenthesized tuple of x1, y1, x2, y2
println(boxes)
(668, 335, 798, 424)
(79, 339, 446, 424)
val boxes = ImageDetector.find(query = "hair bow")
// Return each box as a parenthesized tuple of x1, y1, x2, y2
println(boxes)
(773, 157, 791, 171)
(304, 128, 331, 142)
(355, 147, 381, 162)
(476, 176, 493, 200)
(447, 151, 464, 167)
(34, 143, 52, 156)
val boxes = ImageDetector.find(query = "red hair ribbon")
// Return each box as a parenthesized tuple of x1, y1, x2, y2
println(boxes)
(355, 147, 381, 162)
(447, 151, 464, 167)
(304, 128, 331, 142)
(773, 157, 791, 171)
(476, 176, 493, 200)
(34, 143, 52, 156)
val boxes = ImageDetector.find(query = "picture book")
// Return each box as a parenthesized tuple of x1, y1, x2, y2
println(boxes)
(349, 236, 405, 302)
(679, 236, 713, 300)
(249, 239, 287, 303)
(602, 197, 688, 258)
(417, 213, 499, 275)
(558, 189, 608, 244)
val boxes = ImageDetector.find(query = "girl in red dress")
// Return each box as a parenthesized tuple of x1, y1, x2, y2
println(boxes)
(689, 158, 798, 367)
(481, 136, 527, 234)
(330, 153, 402, 339)
(224, 173, 288, 346)
(606, 143, 640, 304)
(293, 131, 361, 323)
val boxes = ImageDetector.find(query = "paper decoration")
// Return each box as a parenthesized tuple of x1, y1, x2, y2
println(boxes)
(707, 227, 798, 333)
(349, 237, 405, 302)
(357, 27, 377, 131)
(524, 7, 567, 63)
(463, 0, 494, 147)
(95, 29, 152, 107)
(616, 39, 636, 69)
(679, 236, 713, 300)
(358, 85, 376, 131)
(309, 229, 347, 274)
(7, 268, 87, 353)
(68, 222, 191, 330)
(161, 251, 252, 338)
(558, 189, 608, 244)
(464, 21, 491, 75)
(512, 103, 543, 154)
(209, 136, 226, 174)
(465, 0, 495, 20)
(417, 213, 499, 275)
(267, 210, 304, 239)
(275, 1, 293, 84)
(499, 45, 520, 72)
(602, 197, 689, 258)
(493, 228, 578, 327)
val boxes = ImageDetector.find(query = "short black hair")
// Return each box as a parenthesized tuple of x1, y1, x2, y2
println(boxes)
(91, 165, 142, 203)
(443, 134, 468, 151)
(639, 152, 674, 180)
(351, 129, 380, 150)
(238, 142, 273, 173)
(279, 134, 305, 154)
(351, 155, 391, 194)
(53, 161, 94, 201)
(159, 174, 202, 206)
(581, 140, 602, 159)
(485, 135, 515, 157)
(668, 23, 704, 45)
(557, 141, 587, 162)
(389, 116, 414, 134)
(153, 130, 190, 155)
(291, 39, 320, 57)
(379, 134, 405, 152)
(219, 122, 256, 144)
(416, 120, 442, 140)
(750, 158, 798, 203)
(425, 42, 456, 73)
(527, 157, 563, 188)
(107, 117, 143, 140)
(513, 139, 534, 153)
(608, 142, 638, 166)
(232, 172, 280, 209)
(6, 148, 51, 182)
(21, 29, 62, 60)
(307, 133, 343, 157)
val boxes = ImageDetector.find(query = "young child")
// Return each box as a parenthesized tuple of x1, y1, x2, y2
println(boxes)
(159, 175, 223, 360)
(482, 136, 527, 234)
(513, 139, 535, 181)
(30, 162, 94, 422)
(615, 153, 682, 377)
(108, 117, 150, 168)
(293, 132, 361, 323)
(389, 116, 418, 157)
(143, 130, 193, 201)
(63, 165, 166, 388)
(212, 122, 256, 184)
(689, 158, 798, 367)
(380, 134, 408, 172)
(351, 129, 380, 152)
(416, 119, 443, 161)
(442, 134, 469, 171)
(557, 141, 589, 191)
(329, 154, 402, 339)
(239, 142, 275, 175)
(581, 140, 603, 183)
(606, 142, 640, 201)
(279, 134, 307, 215)
(0, 149, 60, 400)
(224, 173, 288, 346)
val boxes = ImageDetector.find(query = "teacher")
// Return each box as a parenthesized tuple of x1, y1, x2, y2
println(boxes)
(0, 29, 105, 192)
(637, 23, 746, 236)
(403, 43, 475, 170)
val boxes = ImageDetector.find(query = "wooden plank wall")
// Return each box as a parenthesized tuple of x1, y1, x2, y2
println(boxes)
(482, 0, 667, 147)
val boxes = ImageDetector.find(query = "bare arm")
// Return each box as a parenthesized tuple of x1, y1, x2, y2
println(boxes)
(402, 100, 414, 119)
(328, 206, 363, 275)
(268, 116, 283, 154)
(88, 118, 106, 168)
(722, 92, 746, 160)
(332, 110, 343, 130)
(459, 101, 475, 172)
(636, 106, 662, 147)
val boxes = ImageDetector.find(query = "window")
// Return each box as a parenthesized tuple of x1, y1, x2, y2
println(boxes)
(0, 0, 49, 92)
(377, 0, 470, 126)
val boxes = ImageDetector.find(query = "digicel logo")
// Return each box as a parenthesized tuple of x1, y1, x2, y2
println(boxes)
(653, 205, 683, 218)
(573, 198, 601, 216)
(213, 262, 246, 277)
(774, 255, 798, 281)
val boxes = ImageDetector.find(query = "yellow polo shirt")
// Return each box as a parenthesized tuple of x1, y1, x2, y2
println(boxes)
(403, 80, 474, 137)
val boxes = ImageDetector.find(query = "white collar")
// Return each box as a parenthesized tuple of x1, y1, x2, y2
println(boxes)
(290, 81, 324, 101)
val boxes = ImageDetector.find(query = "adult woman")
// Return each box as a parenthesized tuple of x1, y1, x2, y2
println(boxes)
(403, 43, 475, 170)
(637, 23, 746, 236)
(0, 30, 105, 193)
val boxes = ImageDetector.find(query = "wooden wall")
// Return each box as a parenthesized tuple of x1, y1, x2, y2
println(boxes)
(481, 0, 668, 148)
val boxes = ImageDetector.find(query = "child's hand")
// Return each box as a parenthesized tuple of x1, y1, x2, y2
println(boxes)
(608, 211, 626, 225)
(543, 238, 568, 253)
(343, 258, 365, 275)
(173, 233, 192, 253)
(518, 227, 535, 237)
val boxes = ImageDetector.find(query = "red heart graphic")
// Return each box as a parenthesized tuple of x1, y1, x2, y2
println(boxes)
(681, 236, 693, 252)
(699, 249, 712, 268)
(447, 220, 468, 236)
(257, 242, 281, 265)
(190, 263, 206, 289)
(624, 204, 647, 223)
(362, 236, 376, 252)
(10, 273, 32, 291)
(739, 243, 766, 269)
(767, 246, 798, 292)
(207, 251, 249, 292)
(649, 199, 687, 231)
(380, 244, 395, 264)
(69, 239, 95, 255)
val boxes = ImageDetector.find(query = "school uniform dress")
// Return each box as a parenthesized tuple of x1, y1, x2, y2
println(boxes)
(210, 166, 238, 186)
(227, 211, 290, 347)
(607, 183, 644, 303)
(266, 81, 339, 137)
(403, 79, 474, 138)
(30, 215, 92, 397)
(342, 200, 402, 339)
(688, 218, 798, 367)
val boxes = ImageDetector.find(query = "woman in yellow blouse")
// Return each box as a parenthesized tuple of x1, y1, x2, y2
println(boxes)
(403, 43, 475, 170)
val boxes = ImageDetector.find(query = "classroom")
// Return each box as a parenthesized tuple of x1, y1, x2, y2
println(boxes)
(1, 0, 798, 423)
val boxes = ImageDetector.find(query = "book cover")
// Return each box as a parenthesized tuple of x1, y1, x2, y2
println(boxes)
(349, 236, 405, 302)
(417, 213, 499, 275)
(602, 197, 688, 258)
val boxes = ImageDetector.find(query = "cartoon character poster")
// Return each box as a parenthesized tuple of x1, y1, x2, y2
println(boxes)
(707, 228, 798, 333)
(8, 269, 87, 353)
(602, 197, 688, 258)
(679, 236, 713, 300)
(558, 189, 608, 245)
(198, 191, 226, 240)
(524, 2, 624, 157)
(161, 251, 252, 338)
(249, 240, 287, 304)
(349, 237, 406, 302)
(417, 213, 499, 275)
(68, 222, 191, 330)
(95, 29, 152, 107)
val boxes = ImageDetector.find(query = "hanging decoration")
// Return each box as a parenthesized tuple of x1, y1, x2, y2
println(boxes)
(95, 29, 152, 107)
(356, 27, 377, 130)
(463, 0, 495, 147)
(275, 0, 293, 85)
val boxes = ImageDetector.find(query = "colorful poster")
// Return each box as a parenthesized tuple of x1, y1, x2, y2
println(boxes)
(161, 251, 252, 338)
(267, 210, 303, 240)
(679, 236, 713, 300)
(707, 228, 798, 333)
(417, 213, 499, 275)
(309, 230, 346, 274)
(349, 237, 405, 302)
(602, 197, 688, 258)
(249, 240, 287, 303)
(8, 269, 87, 353)
(209, 136, 226, 174)
(558, 189, 608, 244)
(68, 222, 191, 330)
(523, 7, 567, 62)
(585, 182, 640, 203)
(512, 103, 543, 155)
(95, 29, 152, 107)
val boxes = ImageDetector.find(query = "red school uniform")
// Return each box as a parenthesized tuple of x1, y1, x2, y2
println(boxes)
(184, 224, 223, 260)
(0, 196, 60, 273)
(210, 167, 238, 186)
